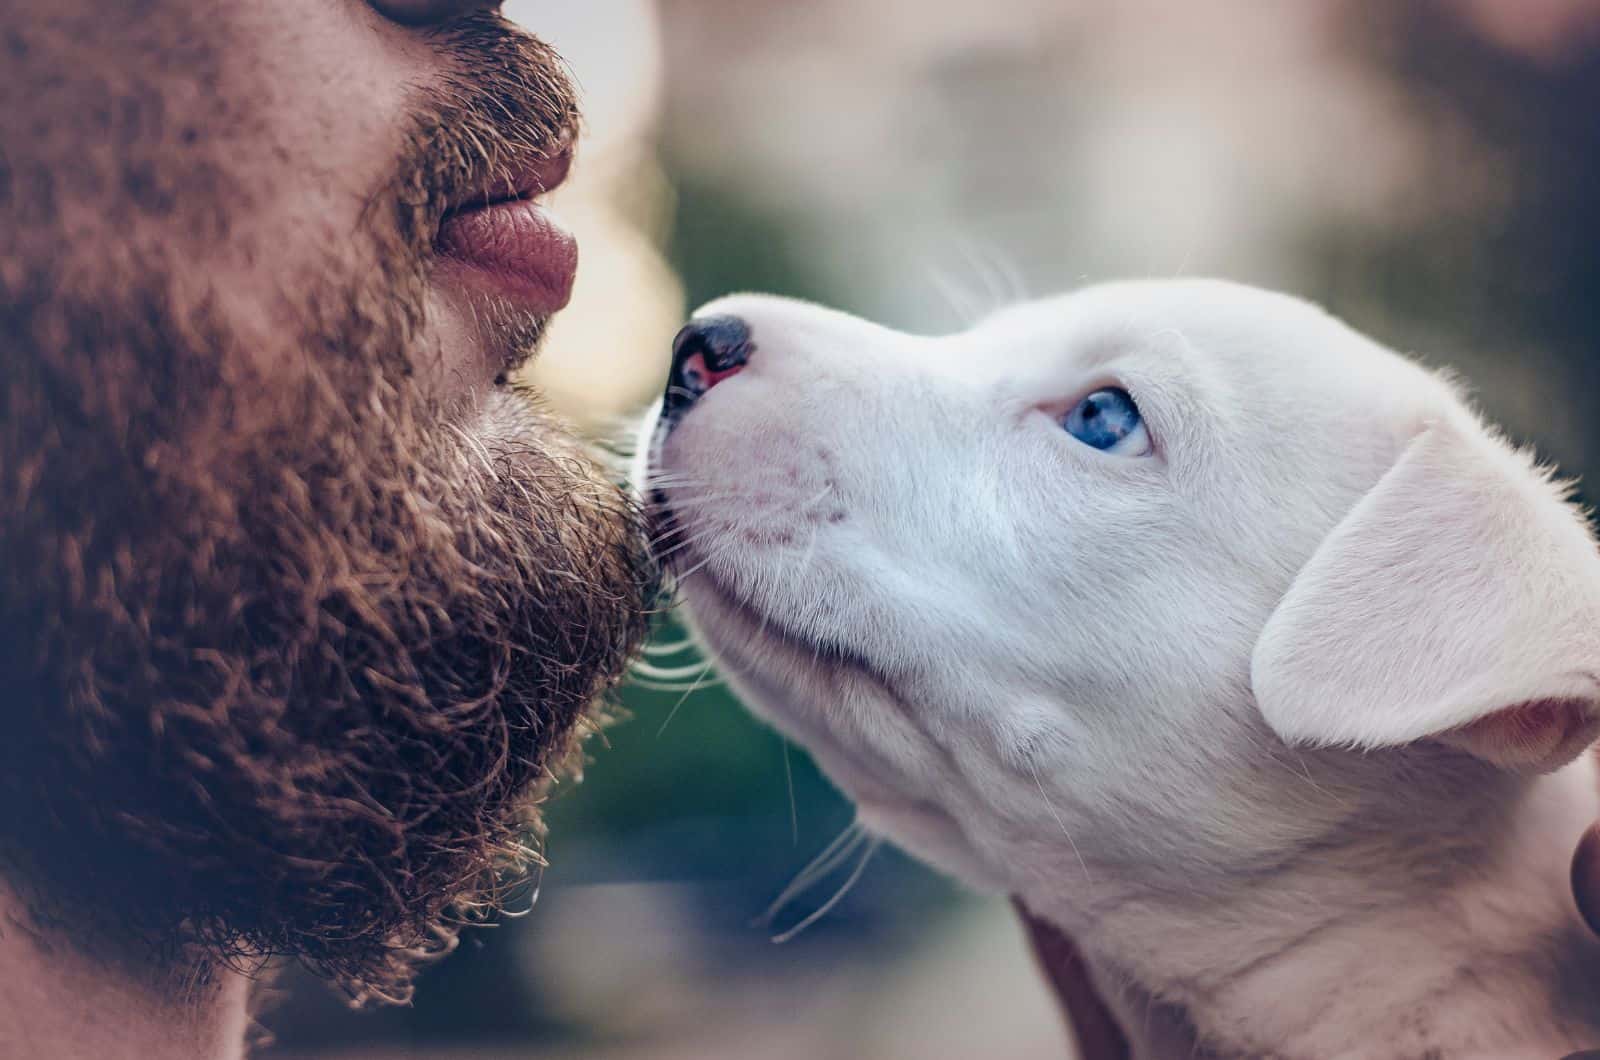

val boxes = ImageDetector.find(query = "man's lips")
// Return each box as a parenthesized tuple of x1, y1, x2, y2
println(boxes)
(433, 144, 578, 314)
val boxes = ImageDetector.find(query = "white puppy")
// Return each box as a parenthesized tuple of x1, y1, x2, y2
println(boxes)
(637, 280, 1600, 1058)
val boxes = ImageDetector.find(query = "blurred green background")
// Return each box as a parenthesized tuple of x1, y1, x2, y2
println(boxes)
(263, 1, 1600, 1057)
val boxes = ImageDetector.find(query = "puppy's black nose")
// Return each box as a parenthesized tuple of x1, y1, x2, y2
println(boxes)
(663, 315, 753, 421)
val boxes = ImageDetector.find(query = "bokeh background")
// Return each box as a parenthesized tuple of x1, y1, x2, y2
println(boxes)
(265, 1, 1600, 1056)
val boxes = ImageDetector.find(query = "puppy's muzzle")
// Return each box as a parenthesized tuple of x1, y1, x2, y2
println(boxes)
(662, 314, 753, 424)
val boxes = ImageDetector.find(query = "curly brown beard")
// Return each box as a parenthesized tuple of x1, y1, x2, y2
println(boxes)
(0, 14, 654, 1002)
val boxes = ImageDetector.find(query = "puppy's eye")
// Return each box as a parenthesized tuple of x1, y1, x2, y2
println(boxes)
(1060, 387, 1151, 456)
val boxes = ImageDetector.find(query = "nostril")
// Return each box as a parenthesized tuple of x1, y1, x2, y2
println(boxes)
(665, 315, 754, 416)
(673, 315, 752, 376)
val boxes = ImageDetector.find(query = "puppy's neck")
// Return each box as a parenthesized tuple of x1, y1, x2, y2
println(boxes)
(1056, 755, 1600, 1059)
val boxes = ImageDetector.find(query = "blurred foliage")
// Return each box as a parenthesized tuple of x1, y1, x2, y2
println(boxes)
(667, 174, 858, 315)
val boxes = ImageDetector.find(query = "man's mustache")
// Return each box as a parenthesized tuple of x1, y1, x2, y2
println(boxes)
(387, 13, 581, 250)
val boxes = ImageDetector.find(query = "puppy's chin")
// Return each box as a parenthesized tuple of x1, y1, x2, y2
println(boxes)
(854, 801, 1010, 893)
(666, 564, 1009, 892)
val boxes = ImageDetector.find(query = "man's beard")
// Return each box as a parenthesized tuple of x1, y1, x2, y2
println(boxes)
(0, 15, 654, 1001)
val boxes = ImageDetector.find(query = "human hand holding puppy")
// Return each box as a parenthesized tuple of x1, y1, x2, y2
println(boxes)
(1577, 821, 1600, 937)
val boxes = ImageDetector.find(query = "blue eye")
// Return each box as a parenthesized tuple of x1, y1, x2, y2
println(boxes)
(1060, 387, 1151, 456)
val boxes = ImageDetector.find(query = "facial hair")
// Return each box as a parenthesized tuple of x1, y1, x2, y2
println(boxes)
(0, 13, 655, 1003)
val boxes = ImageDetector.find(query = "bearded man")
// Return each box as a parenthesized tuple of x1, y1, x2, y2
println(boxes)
(0, 1, 653, 1055)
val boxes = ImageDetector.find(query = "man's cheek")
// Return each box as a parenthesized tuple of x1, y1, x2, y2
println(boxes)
(413, 288, 479, 405)
(177, 3, 420, 282)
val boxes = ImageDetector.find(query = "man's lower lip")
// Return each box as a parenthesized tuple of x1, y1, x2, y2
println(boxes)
(434, 199, 578, 313)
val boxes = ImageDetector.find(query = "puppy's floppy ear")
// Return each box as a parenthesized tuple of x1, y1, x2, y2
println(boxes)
(1251, 416, 1600, 772)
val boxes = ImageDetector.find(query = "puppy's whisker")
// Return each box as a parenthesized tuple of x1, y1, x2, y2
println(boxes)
(1029, 761, 1092, 885)
(667, 542, 735, 588)
(924, 262, 987, 329)
(641, 635, 699, 657)
(650, 491, 748, 509)
(955, 236, 1026, 318)
(648, 524, 727, 557)
(653, 542, 712, 567)
(644, 472, 720, 489)
(664, 385, 701, 403)
(629, 673, 725, 694)
(802, 480, 835, 507)
(631, 659, 717, 682)
(796, 526, 822, 574)
(985, 240, 1029, 305)
(782, 738, 799, 846)
(655, 653, 720, 737)
(759, 823, 866, 927)
(649, 493, 750, 515)
(646, 522, 695, 548)
(769, 837, 882, 945)
(648, 527, 715, 557)
(646, 492, 751, 517)
(588, 411, 656, 455)
(648, 476, 742, 494)
(1269, 748, 1341, 804)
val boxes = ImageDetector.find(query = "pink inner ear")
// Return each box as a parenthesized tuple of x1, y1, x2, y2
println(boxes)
(1439, 698, 1600, 772)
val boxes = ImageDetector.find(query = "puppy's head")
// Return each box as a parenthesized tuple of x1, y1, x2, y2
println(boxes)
(640, 279, 1600, 906)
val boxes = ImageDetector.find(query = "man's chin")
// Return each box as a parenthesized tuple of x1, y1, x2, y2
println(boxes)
(1, 280, 652, 1003)
(423, 281, 554, 406)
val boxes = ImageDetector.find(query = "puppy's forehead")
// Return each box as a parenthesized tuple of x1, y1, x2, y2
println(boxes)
(985, 279, 1452, 452)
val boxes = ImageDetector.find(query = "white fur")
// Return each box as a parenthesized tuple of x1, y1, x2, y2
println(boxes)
(639, 279, 1600, 1058)
(1254, 414, 1600, 764)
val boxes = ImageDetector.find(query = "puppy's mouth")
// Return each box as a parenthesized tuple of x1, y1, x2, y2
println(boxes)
(668, 547, 889, 688)
(666, 541, 964, 824)
(643, 421, 918, 732)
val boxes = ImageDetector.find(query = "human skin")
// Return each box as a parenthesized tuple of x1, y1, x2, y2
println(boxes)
(0, 1, 654, 1056)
